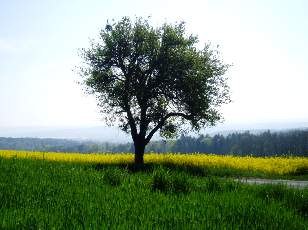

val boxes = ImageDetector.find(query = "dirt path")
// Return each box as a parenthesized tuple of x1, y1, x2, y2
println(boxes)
(234, 178, 308, 189)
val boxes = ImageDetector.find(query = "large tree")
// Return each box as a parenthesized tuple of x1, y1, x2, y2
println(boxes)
(79, 17, 230, 165)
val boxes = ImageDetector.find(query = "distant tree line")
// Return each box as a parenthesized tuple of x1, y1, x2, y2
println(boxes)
(0, 137, 131, 153)
(0, 130, 307, 156)
(147, 130, 308, 156)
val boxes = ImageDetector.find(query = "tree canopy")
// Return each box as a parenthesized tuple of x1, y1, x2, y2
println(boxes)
(79, 17, 230, 164)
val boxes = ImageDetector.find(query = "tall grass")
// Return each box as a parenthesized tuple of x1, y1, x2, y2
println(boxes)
(0, 157, 307, 229)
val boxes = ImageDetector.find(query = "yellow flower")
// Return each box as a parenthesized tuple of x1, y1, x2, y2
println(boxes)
(0, 150, 307, 175)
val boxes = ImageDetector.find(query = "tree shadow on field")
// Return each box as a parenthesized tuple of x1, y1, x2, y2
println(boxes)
(93, 163, 156, 173)
(92, 161, 308, 181)
(93, 162, 209, 177)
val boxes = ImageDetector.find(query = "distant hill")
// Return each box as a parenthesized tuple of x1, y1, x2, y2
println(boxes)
(202, 121, 308, 136)
(0, 126, 130, 143)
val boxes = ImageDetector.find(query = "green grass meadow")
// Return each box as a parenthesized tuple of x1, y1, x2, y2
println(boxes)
(0, 157, 307, 229)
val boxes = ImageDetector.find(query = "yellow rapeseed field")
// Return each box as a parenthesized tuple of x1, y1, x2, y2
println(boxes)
(0, 150, 307, 175)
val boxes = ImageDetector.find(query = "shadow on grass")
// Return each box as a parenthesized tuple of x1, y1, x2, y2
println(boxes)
(92, 162, 245, 178)
(92, 162, 308, 180)
(93, 162, 156, 173)
(93, 162, 207, 175)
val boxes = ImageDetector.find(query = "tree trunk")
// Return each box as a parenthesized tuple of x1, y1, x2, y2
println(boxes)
(134, 141, 145, 166)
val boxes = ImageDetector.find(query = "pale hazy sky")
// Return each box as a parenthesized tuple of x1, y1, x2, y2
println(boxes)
(0, 0, 307, 128)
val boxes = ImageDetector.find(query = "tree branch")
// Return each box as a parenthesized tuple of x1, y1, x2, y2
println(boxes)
(145, 112, 191, 144)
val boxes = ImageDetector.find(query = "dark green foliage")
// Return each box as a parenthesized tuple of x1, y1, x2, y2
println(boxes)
(151, 167, 191, 194)
(170, 172, 191, 194)
(151, 167, 171, 193)
(198, 176, 241, 193)
(1, 157, 308, 229)
(102, 168, 125, 186)
(257, 183, 288, 201)
(168, 130, 308, 156)
(17, 214, 38, 230)
(79, 17, 230, 135)
(205, 177, 224, 192)
(256, 184, 308, 218)
(78, 16, 230, 163)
